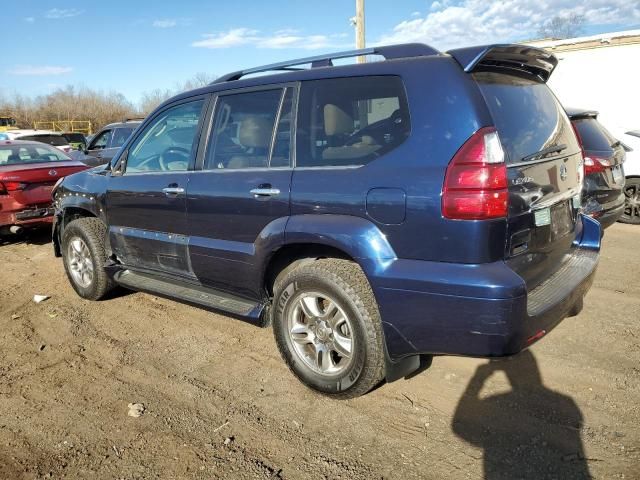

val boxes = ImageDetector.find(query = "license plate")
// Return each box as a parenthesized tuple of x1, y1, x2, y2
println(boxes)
(612, 165, 623, 184)
(534, 207, 551, 226)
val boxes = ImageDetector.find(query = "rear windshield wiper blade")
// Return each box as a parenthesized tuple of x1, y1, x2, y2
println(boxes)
(521, 144, 567, 162)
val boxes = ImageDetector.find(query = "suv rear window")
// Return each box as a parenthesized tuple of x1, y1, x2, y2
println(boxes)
(572, 118, 616, 152)
(18, 134, 68, 147)
(296, 76, 410, 167)
(474, 72, 580, 164)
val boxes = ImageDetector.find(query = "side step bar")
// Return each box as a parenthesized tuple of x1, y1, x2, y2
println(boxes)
(114, 270, 263, 319)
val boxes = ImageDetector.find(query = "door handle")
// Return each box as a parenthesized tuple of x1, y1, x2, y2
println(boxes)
(162, 187, 185, 195)
(250, 188, 280, 198)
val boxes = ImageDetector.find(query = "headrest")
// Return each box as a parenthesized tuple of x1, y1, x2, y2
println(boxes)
(324, 104, 353, 136)
(239, 116, 272, 148)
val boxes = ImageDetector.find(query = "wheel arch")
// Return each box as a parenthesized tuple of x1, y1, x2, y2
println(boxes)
(53, 206, 100, 257)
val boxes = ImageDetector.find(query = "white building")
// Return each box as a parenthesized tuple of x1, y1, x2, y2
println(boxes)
(527, 29, 640, 132)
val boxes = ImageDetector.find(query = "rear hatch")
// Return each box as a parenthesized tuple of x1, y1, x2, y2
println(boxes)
(447, 44, 585, 291)
(571, 115, 625, 208)
(0, 161, 87, 206)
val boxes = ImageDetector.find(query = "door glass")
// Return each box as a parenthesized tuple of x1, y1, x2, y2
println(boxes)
(206, 89, 283, 169)
(111, 127, 135, 148)
(125, 100, 204, 173)
(90, 130, 112, 150)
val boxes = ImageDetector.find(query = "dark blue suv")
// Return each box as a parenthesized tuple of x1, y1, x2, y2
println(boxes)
(52, 43, 601, 398)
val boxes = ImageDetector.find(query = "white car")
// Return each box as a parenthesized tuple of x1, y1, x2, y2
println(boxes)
(4, 130, 73, 154)
(614, 130, 640, 224)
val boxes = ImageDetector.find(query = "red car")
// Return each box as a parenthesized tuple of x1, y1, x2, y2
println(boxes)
(0, 140, 89, 235)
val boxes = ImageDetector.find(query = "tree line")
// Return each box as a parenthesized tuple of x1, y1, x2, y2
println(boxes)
(0, 73, 216, 133)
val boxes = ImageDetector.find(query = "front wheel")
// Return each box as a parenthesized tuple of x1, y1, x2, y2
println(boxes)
(272, 259, 386, 399)
(61, 217, 114, 300)
(620, 178, 640, 224)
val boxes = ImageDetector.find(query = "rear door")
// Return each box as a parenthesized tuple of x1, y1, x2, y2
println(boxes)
(474, 72, 583, 289)
(186, 86, 294, 298)
(106, 97, 207, 277)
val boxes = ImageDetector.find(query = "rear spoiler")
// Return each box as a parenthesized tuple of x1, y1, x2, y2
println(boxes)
(447, 44, 558, 82)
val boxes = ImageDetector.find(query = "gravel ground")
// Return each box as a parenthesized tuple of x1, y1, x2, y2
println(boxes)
(0, 223, 638, 480)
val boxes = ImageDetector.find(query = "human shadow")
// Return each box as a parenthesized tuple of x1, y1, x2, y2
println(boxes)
(452, 350, 592, 479)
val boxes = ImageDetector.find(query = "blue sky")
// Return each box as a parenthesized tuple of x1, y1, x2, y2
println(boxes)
(3, 1, 639, 106)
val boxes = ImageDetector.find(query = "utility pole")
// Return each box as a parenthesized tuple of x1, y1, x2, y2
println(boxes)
(355, 0, 366, 62)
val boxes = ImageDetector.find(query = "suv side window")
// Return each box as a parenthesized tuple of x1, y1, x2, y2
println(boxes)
(125, 100, 204, 173)
(111, 127, 135, 149)
(296, 76, 410, 167)
(206, 88, 290, 169)
(90, 130, 112, 150)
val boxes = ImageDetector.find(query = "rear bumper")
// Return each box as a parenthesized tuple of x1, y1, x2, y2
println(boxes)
(369, 214, 601, 359)
(0, 207, 54, 228)
(583, 193, 625, 229)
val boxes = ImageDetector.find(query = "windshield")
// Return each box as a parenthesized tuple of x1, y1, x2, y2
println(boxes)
(0, 144, 71, 165)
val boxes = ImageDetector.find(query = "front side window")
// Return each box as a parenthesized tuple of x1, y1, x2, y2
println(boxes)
(296, 76, 411, 167)
(90, 130, 112, 150)
(206, 88, 288, 170)
(125, 100, 204, 173)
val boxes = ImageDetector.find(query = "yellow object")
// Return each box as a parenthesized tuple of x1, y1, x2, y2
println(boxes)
(33, 120, 92, 135)
(0, 116, 18, 132)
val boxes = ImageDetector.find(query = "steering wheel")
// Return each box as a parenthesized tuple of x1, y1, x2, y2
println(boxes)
(159, 146, 190, 170)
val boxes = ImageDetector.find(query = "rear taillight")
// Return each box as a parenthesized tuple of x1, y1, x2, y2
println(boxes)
(584, 156, 611, 175)
(442, 127, 508, 220)
(0, 181, 27, 193)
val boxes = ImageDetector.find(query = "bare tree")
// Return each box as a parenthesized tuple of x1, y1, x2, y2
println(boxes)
(537, 13, 585, 39)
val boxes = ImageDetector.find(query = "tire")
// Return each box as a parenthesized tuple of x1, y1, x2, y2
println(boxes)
(619, 177, 640, 224)
(272, 258, 385, 399)
(61, 217, 114, 300)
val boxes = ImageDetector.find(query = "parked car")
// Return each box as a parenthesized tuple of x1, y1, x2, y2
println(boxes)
(63, 132, 88, 151)
(0, 140, 89, 235)
(52, 44, 600, 398)
(5, 130, 73, 154)
(82, 119, 142, 167)
(567, 109, 626, 229)
(611, 129, 640, 224)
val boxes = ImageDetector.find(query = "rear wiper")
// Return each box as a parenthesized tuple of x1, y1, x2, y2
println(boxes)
(521, 144, 567, 162)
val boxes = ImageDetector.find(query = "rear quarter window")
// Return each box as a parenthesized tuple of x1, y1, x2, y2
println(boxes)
(296, 76, 411, 167)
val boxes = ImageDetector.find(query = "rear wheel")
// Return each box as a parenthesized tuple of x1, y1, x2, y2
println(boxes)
(62, 217, 114, 300)
(272, 259, 385, 399)
(620, 178, 640, 224)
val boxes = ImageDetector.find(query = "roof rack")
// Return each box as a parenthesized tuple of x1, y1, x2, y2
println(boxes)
(213, 43, 439, 83)
(123, 117, 145, 123)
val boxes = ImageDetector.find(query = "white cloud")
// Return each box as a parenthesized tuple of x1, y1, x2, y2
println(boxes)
(192, 28, 348, 50)
(411, 11, 421, 17)
(45, 8, 83, 19)
(153, 19, 177, 28)
(24, 17, 35, 23)
(8, 65, 73, 76)
(379, 0, 640, 51)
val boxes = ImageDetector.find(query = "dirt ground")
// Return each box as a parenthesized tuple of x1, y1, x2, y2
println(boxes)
(0, 224, 639, 480)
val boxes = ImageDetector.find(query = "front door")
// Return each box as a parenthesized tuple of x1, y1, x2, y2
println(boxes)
(86, 128, 112, 166)
(187, 86, 295, 298)
(106, 97, 207, 277)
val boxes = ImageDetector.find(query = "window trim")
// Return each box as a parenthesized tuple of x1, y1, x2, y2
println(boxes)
(113, 94, 210, 176)
(89, 129, 112, 151)
(196, 82, 299, 172)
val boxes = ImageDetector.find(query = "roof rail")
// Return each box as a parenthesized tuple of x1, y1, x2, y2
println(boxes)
(213, 43, 439, 83)
(123, 117, 145, 123)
